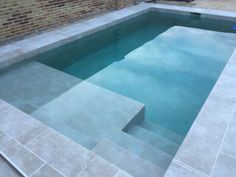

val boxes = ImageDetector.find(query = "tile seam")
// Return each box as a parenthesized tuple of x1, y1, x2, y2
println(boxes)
(174, 160, 209, 177)
(24, 128, 49, 146)
(75, 156, 97, 177)
(28, 163, 46, 177)
(209, 104, 236, 177)
(0, 129, 67, 177)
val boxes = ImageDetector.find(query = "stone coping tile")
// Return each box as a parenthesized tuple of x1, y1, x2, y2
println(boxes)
(30, 164, 65, 177)
(221, 109, 236, 159)
(173, 119, 225, 175)
(150, 3, 236, 21)
(26, 128, 96, 177)
(0, 99, 47, 145)
(164, 160, 207, 177)
(0, 133, 45, 176)
(193, 94, 235, 130)
(211, 153, 236, 177)
(0, 155, 22, 177)
(77, 156, 118, 177)
(211, 50, 236, 100)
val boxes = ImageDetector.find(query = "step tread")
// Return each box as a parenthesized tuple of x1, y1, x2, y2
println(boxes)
(32, 85, 172, 169)
(62, 112, 173, 169)
(0, 61, 81, 113)
(115, 132, 173, 169)
(33, 81, 144, 131)
(30, 116, 97, 149)
(128, 125, 179, 155)
(93, 139, 165, 177)
(141, 120, 184, 145)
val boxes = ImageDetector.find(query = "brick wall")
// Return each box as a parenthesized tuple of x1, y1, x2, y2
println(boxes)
(0, 0, 135, 44)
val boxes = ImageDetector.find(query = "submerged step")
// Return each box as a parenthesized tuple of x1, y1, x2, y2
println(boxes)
(127, 125, 179, 155)
(32, 85, 172, 169)
(114, 132, 173, 169)
(62, 113, 173, 169)
(93, 139, 165, 177)
(32, 81, 173, 168)
(140, 120, 184, 145)
(34, 118, 97, 150)
(0, 61, 81, 113)
(32, 81, 144, 131)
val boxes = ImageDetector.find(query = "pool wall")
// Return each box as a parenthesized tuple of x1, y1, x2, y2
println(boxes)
(0, 3, 236, 177)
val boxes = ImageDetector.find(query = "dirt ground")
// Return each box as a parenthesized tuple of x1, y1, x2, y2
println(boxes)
(154, 0, 236, 12)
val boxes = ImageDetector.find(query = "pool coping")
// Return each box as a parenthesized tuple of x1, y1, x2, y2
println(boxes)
(0, 2, 236, 177)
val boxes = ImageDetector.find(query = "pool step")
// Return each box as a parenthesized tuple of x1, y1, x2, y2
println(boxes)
(32, 81, 173, 169)
(32, 81, 144, 131)
(114, 132, 173, 169)
(127, 125, 179, 155)
(0, 61, 81, 113)
(93, 139, 165, 177)
(33, 117, 97, 150)
(140, 120, 184, 145)
(63, 116, 173, 169)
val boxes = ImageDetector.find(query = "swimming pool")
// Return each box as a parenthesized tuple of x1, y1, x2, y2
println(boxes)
(0, 10, 236, 177)
(35, 12, 236, 135)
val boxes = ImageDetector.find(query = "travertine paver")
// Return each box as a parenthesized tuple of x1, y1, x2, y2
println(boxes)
(26, 128, 96, 177)
(31, 165, 64, 177)
(77, 156, 118, 177)
(0, 156, 22, 177)
(221, 110, 236, 159)
(195, 94, 235, 129)
(167, 120, 224, 175)
(0, 99, 47, 145)
(212, 51, 236, 100)
(164, 161, 206, 177)
(0, 134, 44, 176)
(211, 153, 236, 177)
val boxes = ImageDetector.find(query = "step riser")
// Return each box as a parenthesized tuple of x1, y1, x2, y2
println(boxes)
(93, 139, 165, 177)
(122, 107, 145, 131)
(140, 121, 184, 145)
(127, 125, 179, 155)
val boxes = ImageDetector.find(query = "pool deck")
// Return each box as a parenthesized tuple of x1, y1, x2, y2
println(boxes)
(155, 0, 236, 13)
(0, 2, 236, 177)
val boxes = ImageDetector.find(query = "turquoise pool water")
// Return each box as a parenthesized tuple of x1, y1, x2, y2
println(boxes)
(37, 12, 236, 136)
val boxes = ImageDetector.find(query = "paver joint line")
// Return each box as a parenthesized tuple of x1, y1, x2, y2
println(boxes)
(209, 104, 236, 177)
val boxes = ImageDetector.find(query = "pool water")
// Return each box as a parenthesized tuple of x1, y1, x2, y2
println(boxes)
(37, 12, 236, 135)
